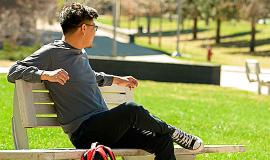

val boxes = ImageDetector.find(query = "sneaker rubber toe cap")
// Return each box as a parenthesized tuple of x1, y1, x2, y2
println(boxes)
(193, 137, 204, 151)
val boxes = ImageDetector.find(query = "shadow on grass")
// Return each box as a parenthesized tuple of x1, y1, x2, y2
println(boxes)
(212, 38, 270, 48)
(226, 50, 270, 56)
(184, 31, 259, 41)
(138, 28, 208, 37)
(221, 31, 259, 39)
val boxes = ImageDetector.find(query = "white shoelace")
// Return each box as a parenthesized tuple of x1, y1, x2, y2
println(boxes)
(172, 130, 193, 148)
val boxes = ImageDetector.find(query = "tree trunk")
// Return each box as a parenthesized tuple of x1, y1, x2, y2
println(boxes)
(193, 17, 198, 40)
(117, 16, 121, 28)
(250, 17, 256, 53)
(137, 16, 140, 29)
(181, 18, 185, 31)
(158, 5, 163, 47)
(216, 18, 221, 44)
(147, 15, 151, 45)
(263, 18, 266, 24)
(169, 13, 173, 22)
(128, 15, 131, 31)
(205, 16, 209, 26)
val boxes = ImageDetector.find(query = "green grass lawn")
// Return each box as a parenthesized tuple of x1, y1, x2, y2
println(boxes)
(0, 42, 41, 61)
(0, 74, 270, 159)
(98, 15, 270, 68)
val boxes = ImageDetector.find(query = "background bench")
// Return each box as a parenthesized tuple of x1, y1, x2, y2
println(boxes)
(2, 80, 245, 160)
(245, 59, 270, 95)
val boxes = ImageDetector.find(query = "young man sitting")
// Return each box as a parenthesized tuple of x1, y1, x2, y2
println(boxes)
(7, 3, 204, 160)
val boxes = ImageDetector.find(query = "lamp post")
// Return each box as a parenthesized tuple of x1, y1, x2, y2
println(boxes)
(172, 0, 181, 57)
(112, 0, 120, 57)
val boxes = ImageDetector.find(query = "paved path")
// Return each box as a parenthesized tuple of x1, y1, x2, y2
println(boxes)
(221, 65, 270, 95)
(0, 67, 10, 73)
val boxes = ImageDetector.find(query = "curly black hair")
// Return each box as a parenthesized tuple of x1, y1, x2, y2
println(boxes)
(59, 3, 98, 34)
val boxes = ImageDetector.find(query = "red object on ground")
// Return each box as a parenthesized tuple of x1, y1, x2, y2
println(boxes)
(207, 46, 213, 62)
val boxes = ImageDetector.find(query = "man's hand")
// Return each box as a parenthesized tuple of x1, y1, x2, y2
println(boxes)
(40, 69, 70, 85)
(113, 76, 138, 89)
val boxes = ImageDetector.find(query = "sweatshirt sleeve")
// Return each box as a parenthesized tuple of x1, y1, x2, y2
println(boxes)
(7, 46, 51, 83)
(94, 71, 114, 86)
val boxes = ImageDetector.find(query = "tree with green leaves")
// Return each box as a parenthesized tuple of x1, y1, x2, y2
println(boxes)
(208, 0, 237, 44)
(133, 1, 161, 44)
(182, 0, 202, 40)
(238, 0, 269, 53)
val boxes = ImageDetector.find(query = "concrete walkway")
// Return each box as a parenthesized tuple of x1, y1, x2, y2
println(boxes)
(0, 67, 10, 73)
(221, 65, 270, 95)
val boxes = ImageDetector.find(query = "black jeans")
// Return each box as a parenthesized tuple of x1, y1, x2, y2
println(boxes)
(70, 102, 176, 160)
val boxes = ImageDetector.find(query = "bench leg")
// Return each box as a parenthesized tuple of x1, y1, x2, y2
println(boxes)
(122, 155, 195, 160)
(258, 83, 262, 94)
(12, 91, 29, 149)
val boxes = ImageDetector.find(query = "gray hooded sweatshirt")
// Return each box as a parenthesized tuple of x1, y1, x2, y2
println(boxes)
(7, 40, 114, 137)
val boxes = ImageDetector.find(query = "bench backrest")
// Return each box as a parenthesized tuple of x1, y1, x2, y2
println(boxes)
(245, 59, 261, 82)
(14, 80, 134, 128)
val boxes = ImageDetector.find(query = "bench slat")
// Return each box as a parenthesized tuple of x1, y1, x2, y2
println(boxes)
(36, 117, 59, 127)
(35, 104, 56, 115)
(107, 103, 121, 109)
(99, 85, 129, 93)
(15, 80, 37, 127)
(32, 84, 129, 93)
(32, 84, 128, 93)
(203, 145, 246, 153)
(102, 93, 128, 104)
(33, 92, 53, 103)
(34, 104, 125, 115)
(32, 83, 47, 90)
(0, 145, 246, 159)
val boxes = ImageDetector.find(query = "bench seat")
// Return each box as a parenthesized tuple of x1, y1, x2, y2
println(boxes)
(0, 145, 245, 160)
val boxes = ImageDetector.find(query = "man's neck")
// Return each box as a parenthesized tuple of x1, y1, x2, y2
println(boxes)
(62, 35, 83, 49)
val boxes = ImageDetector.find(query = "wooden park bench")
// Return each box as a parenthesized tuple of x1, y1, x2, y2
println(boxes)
(245, 59, 270, 95)
(0, 80, 245, 160)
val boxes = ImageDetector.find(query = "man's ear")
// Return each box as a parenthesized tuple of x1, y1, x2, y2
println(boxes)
(81, 24, 87, 36)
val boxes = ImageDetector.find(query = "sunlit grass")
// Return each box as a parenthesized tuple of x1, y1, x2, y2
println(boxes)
(98, 15, 270, 68)
(1, 74, 269, 159)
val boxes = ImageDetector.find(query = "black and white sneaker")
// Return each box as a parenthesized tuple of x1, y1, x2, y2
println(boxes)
(171, 128, 204, 151)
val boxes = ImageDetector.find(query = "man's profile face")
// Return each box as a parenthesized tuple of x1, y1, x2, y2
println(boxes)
(83, 19, 96, 48)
